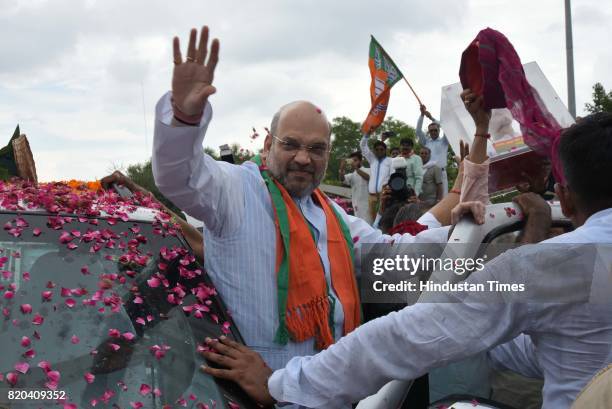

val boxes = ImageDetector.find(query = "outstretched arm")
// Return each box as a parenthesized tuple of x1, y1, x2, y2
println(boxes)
(202, 250, 534, 408)
(360, 134, 376, 165)
(152, 26, 246, 237)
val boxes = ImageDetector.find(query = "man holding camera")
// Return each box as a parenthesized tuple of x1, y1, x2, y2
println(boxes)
(339, 152, 372, 224)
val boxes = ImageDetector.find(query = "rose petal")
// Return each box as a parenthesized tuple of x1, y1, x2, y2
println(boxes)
(84, 372, 95, 384)
(23, 349, 36, 359)
(139, 383, 151, 396)
(32, 313, 44, 325)
(46, 370, 61, 383)
(130, 403, 144, 409)
(33, 227, 42, 236)
(21, 336, 31, 347)
(22, 271, 30, 281)
(65, 298, 76, 308)
(14, 362, 30, 374)
(41, 290, 53, 301)
(108, 328, 121, 338)
(71, 335, 80, 344)
(37, 360, 51, 372)
(6, 372, 18, 386)
(20, 304, 33, 314)
(122, 332, 135, 341)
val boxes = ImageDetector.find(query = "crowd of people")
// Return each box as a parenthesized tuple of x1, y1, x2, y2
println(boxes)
(339, 104, 449, 232)
(139, 25, 612, 409)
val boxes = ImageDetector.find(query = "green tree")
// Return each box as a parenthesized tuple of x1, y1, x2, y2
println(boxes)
(585, 83, 612, 114)
(326, 117, 362, 184)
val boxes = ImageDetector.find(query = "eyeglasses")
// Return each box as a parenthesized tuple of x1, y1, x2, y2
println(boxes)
(271, 135, 330, 160)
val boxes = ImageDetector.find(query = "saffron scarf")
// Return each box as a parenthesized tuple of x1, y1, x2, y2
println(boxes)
(252, 155, 361, 349)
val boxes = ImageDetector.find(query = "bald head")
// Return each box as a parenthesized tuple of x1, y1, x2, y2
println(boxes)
(270, 101, 332, 139)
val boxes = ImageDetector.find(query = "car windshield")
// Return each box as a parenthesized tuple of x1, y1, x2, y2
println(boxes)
(0, 211, 254, 408)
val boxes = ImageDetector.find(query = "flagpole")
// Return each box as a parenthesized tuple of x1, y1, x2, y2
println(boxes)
(402, 77, 423, 107)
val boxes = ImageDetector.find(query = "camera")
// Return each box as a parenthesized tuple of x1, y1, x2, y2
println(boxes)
(219, 144, 235, 164)
(387, 157, 415, 203)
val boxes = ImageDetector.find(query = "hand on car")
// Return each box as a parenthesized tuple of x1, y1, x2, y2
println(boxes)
(201, 336, 275, 407)
(100, 171, 144, 194)
(513, 192, 551, 218)
(451, 201, 486, 225)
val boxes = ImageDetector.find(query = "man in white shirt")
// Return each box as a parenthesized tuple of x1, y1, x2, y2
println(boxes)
(339, 152, 372, 224)
(152, 26, 469, 408)
(417, 105, 451, 196)
(360, 136, 392, 222)
(201, 97, 612, 408)
(399, 137, 423, 196)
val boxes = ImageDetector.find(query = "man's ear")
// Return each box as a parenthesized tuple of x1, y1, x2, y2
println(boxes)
(555, 183, 576, 220)
(263, 134, 272, 154)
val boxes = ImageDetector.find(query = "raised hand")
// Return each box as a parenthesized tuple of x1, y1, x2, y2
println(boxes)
(460, 88, 491, 135)
(172, 26, 220, 118)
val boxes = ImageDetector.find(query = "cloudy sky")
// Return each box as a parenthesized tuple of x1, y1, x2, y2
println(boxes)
(1, 0, 610, 181)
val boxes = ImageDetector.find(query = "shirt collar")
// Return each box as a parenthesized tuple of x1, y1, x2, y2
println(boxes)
(583, 207, 612, 228)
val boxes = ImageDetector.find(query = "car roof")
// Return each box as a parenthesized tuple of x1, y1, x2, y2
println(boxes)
(0, 179, 164, 223)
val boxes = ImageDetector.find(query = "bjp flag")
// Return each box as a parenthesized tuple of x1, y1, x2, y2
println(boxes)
(361, 36, 403, 134)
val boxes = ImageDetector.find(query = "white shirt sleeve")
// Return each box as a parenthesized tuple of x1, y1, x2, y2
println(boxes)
(267, 250, 534, 408)
(343, 172, 354, 186)
(333, 201, 448, 247)
(360, 135, 376, 165)
(152, 91, 246, 237)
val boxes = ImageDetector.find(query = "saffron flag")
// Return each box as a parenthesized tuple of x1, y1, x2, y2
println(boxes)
(361, 36, 403, 134)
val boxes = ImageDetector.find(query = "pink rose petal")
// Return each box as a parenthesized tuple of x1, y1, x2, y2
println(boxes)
(47, 370, 60, 383)
(33, 227, 42, 236)
(14, 362, 30, 374)
(32, 313, 44, 325)
(71, 335, 80, 344)
(108, 328, 121, 338)
(6, 371, 18, 386)
(139, 383, 151, 396)
(84, 372, 95, 384)
(23, 349, 36, 359)
(130, 402, 144, 409)
(38, 360, 51, 372)
(22, 271, 30, 281)
(21, 336, 31, 347)
(20, 304, 33, 314)
(108, 343, 121, 351)
(122, 332, 135, 341)
(41, 290, 53, 301)
(65, 298, 76, 308)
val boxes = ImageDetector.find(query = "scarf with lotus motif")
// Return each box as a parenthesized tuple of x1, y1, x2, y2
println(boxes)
(252, 155, 361, 350)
